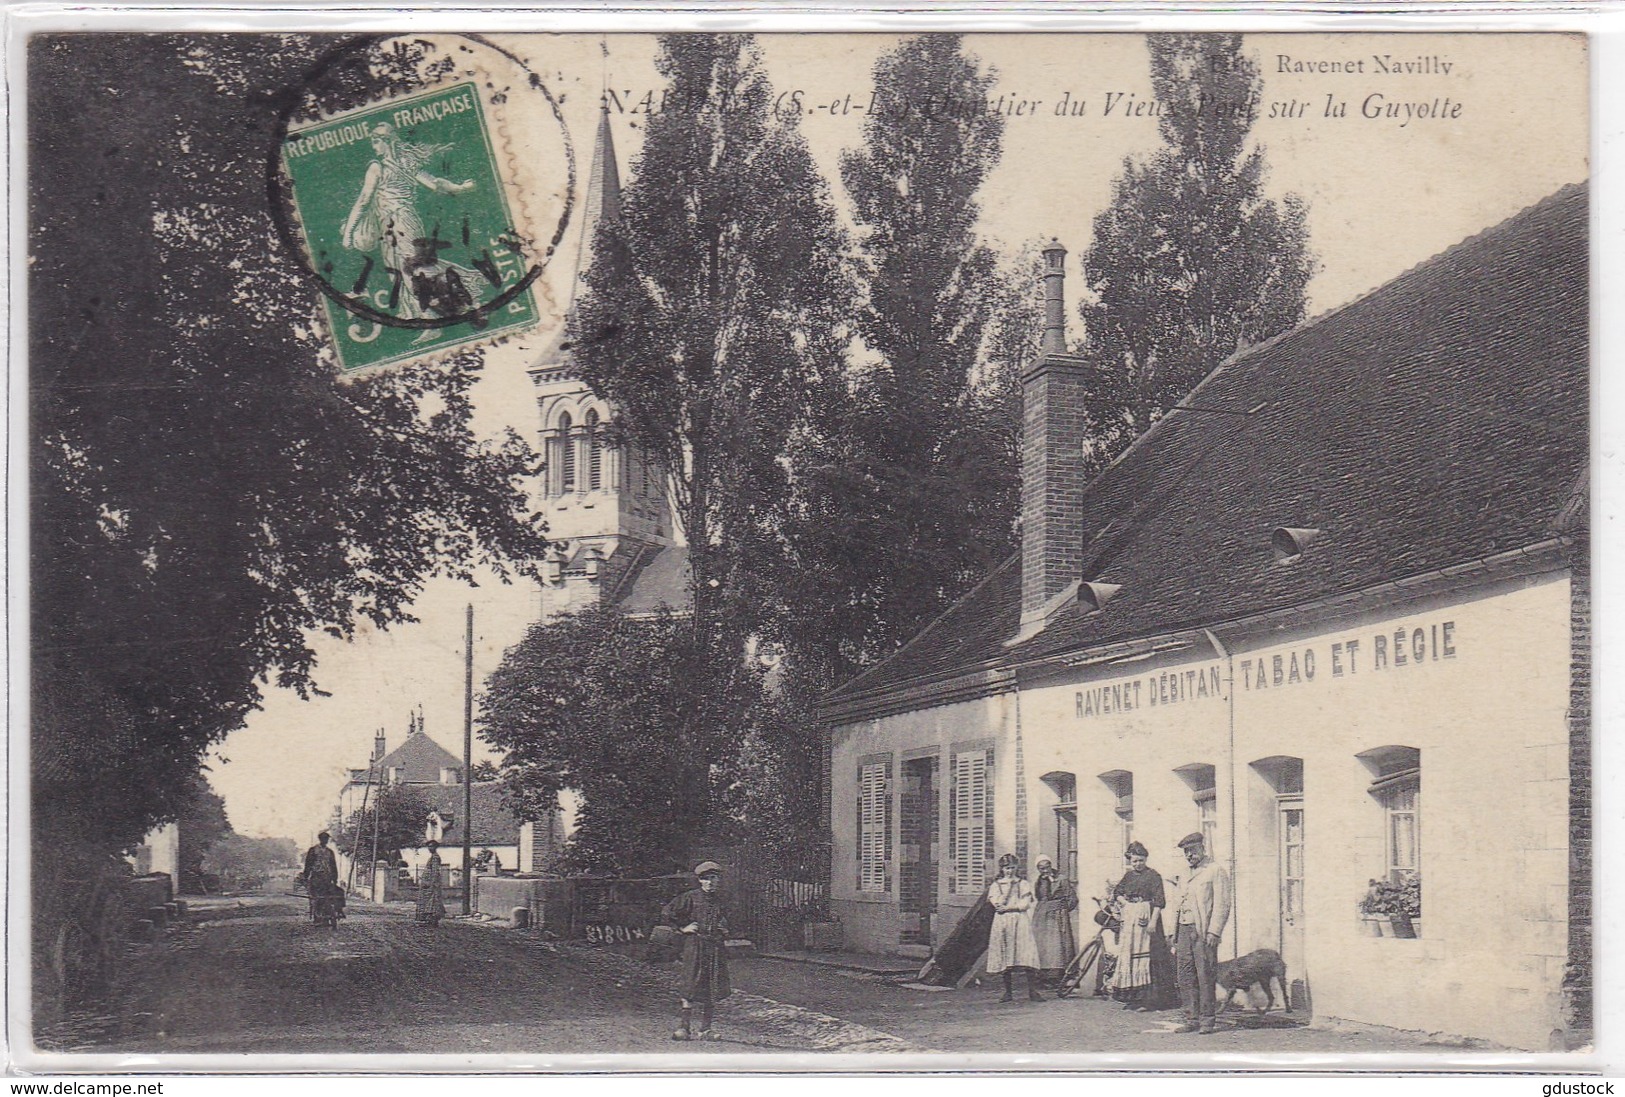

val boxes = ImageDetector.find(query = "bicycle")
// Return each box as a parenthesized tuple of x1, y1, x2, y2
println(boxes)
(1055, 897, 1120, 999)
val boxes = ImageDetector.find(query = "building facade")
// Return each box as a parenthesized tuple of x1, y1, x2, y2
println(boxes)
(822, 185, 1589, 1051)
(330, 717, 533, 882)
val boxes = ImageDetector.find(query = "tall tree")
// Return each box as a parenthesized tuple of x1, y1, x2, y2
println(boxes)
(570, 33, 852, 646)
(336, 783, 433, 865)
(780, 35, 1014, 684)
(30, 35, 548, 1011)
(481, 607, 765, 875)
(175, 774, 233, 894)
(1080, 34, 1317, 436)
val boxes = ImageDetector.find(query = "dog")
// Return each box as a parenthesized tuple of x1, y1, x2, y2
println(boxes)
(1214, 948, 1290, 1014)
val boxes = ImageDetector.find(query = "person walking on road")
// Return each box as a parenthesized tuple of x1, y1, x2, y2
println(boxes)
(1171, 833, 1231, 1034)
(301, 831, 343, 925)
(415, 840, 446, 927)
(986, 853, 1045, 1003)
(662, 861, 732, 1041)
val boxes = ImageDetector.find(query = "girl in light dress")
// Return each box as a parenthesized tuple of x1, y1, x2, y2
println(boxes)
(986, 853, 1045, 1003)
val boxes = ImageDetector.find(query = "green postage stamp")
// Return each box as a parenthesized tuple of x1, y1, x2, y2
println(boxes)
(281, 80, 539, 374)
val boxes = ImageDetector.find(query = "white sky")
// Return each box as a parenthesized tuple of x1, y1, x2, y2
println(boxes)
(210, 31, 1587, 840)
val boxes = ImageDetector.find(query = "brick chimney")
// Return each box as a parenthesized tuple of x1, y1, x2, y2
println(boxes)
(372, 729, 386, 764)
(1040, 237, 1068, 354)
(1020, 239, 1092, 628)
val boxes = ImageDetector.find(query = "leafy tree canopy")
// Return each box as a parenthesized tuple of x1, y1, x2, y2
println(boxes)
(336, 783, 434, 864)
(481, 607, 769, 876)
(570, 32, 853, 642)
(175, 773, 233, 893)
(779, 36, 1023, 685)
(1079, 33, 1317, 440)
(29, 34, 550, 860)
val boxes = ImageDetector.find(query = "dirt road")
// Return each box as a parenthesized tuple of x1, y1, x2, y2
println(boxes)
(33, 894, 917, 1057)
(33, 893, 1436, 1061)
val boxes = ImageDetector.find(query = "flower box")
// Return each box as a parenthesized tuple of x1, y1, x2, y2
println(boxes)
(1357, 874, 1421, 934)
(1358, 915, 1389, 937)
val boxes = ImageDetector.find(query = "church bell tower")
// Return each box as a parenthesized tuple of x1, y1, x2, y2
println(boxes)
(529, 102, 673, 619)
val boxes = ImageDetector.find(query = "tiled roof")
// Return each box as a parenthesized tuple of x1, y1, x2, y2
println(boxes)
(374, 732, 462, 785)
(614, 544, 692, 617)
(830, 182, 1587, 706)
(422, 782, 524, 847)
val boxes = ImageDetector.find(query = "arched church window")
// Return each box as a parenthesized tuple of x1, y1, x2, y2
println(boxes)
(558, 412, 575, 494)
(586, 410, 602, 491)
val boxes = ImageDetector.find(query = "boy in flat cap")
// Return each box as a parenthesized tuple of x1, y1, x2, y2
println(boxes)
(1171, 832, 1231, 1033)
(662, 861, 732, 1040)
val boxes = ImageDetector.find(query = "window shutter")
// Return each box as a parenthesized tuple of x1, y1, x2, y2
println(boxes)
(886, 760, 895, 892)
(558, 414, 575, 492)
(952, 749, 991, 894)
(586, 411, 602, 491)
(858, 761, 890, 892)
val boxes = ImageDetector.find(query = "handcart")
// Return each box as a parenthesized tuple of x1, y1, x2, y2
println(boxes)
(308, 886, 346, 929)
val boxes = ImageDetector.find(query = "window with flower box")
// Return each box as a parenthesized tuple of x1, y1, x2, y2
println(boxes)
(1357, 745, 1422, 934)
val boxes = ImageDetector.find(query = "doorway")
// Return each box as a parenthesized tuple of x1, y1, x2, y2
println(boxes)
(900, 756, 939, 947)
(1278, 797, 1306, 1010)
(1253, 754, 1309, 1013)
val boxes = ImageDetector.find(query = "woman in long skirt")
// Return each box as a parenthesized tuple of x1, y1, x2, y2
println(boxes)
(663, 861, 732, 1040)
(415, 840, 446, 927)
(986, 853, 1045, 1003)
(1030, 855, 1077, 987)
(1108, 842, 1177, 1010)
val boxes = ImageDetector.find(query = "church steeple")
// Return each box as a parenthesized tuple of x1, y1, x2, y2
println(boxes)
(529, 96, 673, 622)
(533, 98, 624, 372)
(568, 100, 623, 311)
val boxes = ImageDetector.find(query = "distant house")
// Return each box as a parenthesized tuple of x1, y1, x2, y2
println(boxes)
(331, 717, 560, 880)
(128, 821, 180, 883)
(405, 780, 546, 880)
(334, 717, 463, 827)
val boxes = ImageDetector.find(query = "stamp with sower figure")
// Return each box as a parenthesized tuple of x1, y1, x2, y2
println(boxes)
(279, 70, 549, 374)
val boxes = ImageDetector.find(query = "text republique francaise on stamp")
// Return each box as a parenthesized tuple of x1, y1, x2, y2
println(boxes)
(280, 77, 544, 374)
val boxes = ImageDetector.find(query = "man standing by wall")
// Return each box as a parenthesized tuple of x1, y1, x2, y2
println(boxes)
(1172, 832, 1231, 1033)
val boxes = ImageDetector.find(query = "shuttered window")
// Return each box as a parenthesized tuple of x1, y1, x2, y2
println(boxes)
(857, 759, 892, 893)
(558, 413, 576, 493)
(950, 748, 993, 894)
(586, 410, 603, 491)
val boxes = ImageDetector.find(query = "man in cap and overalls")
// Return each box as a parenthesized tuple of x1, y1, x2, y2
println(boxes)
(1171, 832, 1231, 1033)
(661, 861, 732, 1040)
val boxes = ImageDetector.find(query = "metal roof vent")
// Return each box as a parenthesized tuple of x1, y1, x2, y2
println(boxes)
(1079, 581, 1122, 611)
(1272, 527, 1323, 563)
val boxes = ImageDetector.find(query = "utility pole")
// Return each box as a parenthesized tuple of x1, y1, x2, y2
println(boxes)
(369, 770, 383, 893)
(462, 603, 474, 916)
(344, 736, 381, 896)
